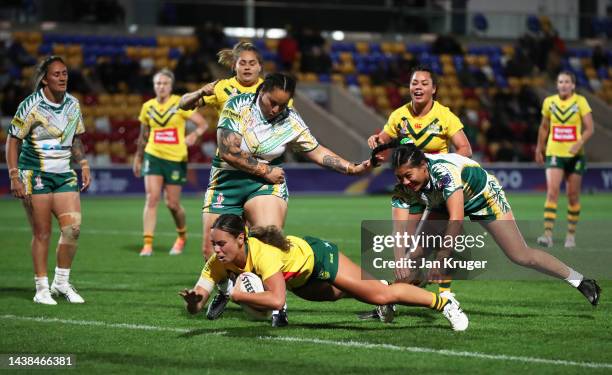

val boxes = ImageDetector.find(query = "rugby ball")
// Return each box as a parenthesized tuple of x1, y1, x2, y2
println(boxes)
(238, 272, 272, 320)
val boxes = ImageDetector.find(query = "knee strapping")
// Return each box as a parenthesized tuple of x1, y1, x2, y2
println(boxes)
(58, 212, 81, 245)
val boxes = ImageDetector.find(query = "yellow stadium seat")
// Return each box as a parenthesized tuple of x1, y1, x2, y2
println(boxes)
(339, 52, 353, 63)
(439, 54, 452, 64)
(331, 74, 345, 85)
(265, 39, 279, 52)
(502, 44, 514, 57)
(127, 94, 142, 106)
(372, 85, 386, 97)
(67, 45, 82, 57)
(357, 74, 371, 86)
(27, 31, 42, 44)
(154, 58, 169, 70)
(393, 42, 405, 54)
(53, 44, 67, 55)
(22, 42, 39, 57)
(477, 55, 489, 67)
(157, 35, 172, 47)
(140, 47, 154, 58)
(12, 31, 27, 43)
(154, 46, 170, 59)
(355, 42, 369, 55)
(381, 42, 393, 54)
(302, 73, 318, 82)
(125, 47, 139, 59)
(98, 94, 112, 105)
(360, 85, 372, 96)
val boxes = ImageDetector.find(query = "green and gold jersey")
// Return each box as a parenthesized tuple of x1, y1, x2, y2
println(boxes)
(394, 153, 496, 215)
(138, 94, 194, 162)
(383, 101, 463, 154)
(198, 236, 315, 292)
(541, 93, 591, 157)
(203, 77, 264, 114)
(9, 89, 84, 173)
(213, 93, 318, 169)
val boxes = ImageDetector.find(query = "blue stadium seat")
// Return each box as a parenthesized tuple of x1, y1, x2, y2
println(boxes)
(168, 48, 181, 59)
(38, 44, 52, 55)
(318, 74, 331, 83)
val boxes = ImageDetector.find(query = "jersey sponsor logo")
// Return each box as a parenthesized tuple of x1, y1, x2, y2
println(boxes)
(153, 128, 179, 144)
(212, 193, 225, 208)
(33, 175, 44, 190)
(551, 125, 577, 142)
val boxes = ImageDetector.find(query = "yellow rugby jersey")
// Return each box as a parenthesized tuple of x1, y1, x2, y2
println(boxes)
(199, 236, 315, 292)
(138, 94, 194, 162)
(541, 93, 592, 157)
(203, 77, 264, 114)
(383, 101, 463, 153)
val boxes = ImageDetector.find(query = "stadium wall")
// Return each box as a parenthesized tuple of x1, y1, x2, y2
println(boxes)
(2, 164, 612, 196)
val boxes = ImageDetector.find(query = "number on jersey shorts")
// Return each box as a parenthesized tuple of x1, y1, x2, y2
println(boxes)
(545, 155, 586, 175)
(202, 166, 289, 215)
(20, 170, 79, 195)
(143, 152, 187, 185)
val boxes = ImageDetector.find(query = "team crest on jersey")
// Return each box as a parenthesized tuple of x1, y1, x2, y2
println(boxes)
(33, 175, 44, 190)
(213, 193, 225, 208)
(437, 174, 452, 189)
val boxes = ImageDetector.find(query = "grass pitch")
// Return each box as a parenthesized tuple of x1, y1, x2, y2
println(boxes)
(0, 193, 611, 374)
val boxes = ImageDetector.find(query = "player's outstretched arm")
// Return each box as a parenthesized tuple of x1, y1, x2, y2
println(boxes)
(178, 80, 218, 110)
(303, 145, 371, 175)
(179, 286, 209, 315)
(217, 128, 285, 184)
(367, 130, 393, 149)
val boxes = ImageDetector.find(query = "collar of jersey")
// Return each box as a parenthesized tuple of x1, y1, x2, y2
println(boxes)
(39, 88, 67, 108)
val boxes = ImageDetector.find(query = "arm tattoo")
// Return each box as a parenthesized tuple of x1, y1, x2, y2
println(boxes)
(217, 128, 269, 177)
(322, 154, 348, 174)
(135, 124, 150, 159)
(71, 136, 85, 164)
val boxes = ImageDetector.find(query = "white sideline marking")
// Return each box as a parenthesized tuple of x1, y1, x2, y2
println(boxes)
(0, 226, 360, 244)
(0, 314, 226, 336)
(258, 336, 612, 370)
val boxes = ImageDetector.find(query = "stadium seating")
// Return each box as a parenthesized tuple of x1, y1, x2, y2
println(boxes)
(3, 30, 610, 163)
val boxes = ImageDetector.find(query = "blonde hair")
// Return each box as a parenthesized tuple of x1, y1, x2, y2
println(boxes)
(153, 68, 175, 84)
(217, 41, 262, 71)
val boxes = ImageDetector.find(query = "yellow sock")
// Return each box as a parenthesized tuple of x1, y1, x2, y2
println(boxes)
(567, 204, 580, 236)
(429, 292, 449, 311)
(544, 200, 557, 236)
(176, 227, 187, 241)
(143, 233, 153, 248)
(438, 279, 452, 294)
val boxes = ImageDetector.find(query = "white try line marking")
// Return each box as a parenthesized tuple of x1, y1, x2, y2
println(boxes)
(0, 314, 226, 336)
(2, 314, 610, 369)
(258, 336, 612, 370)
